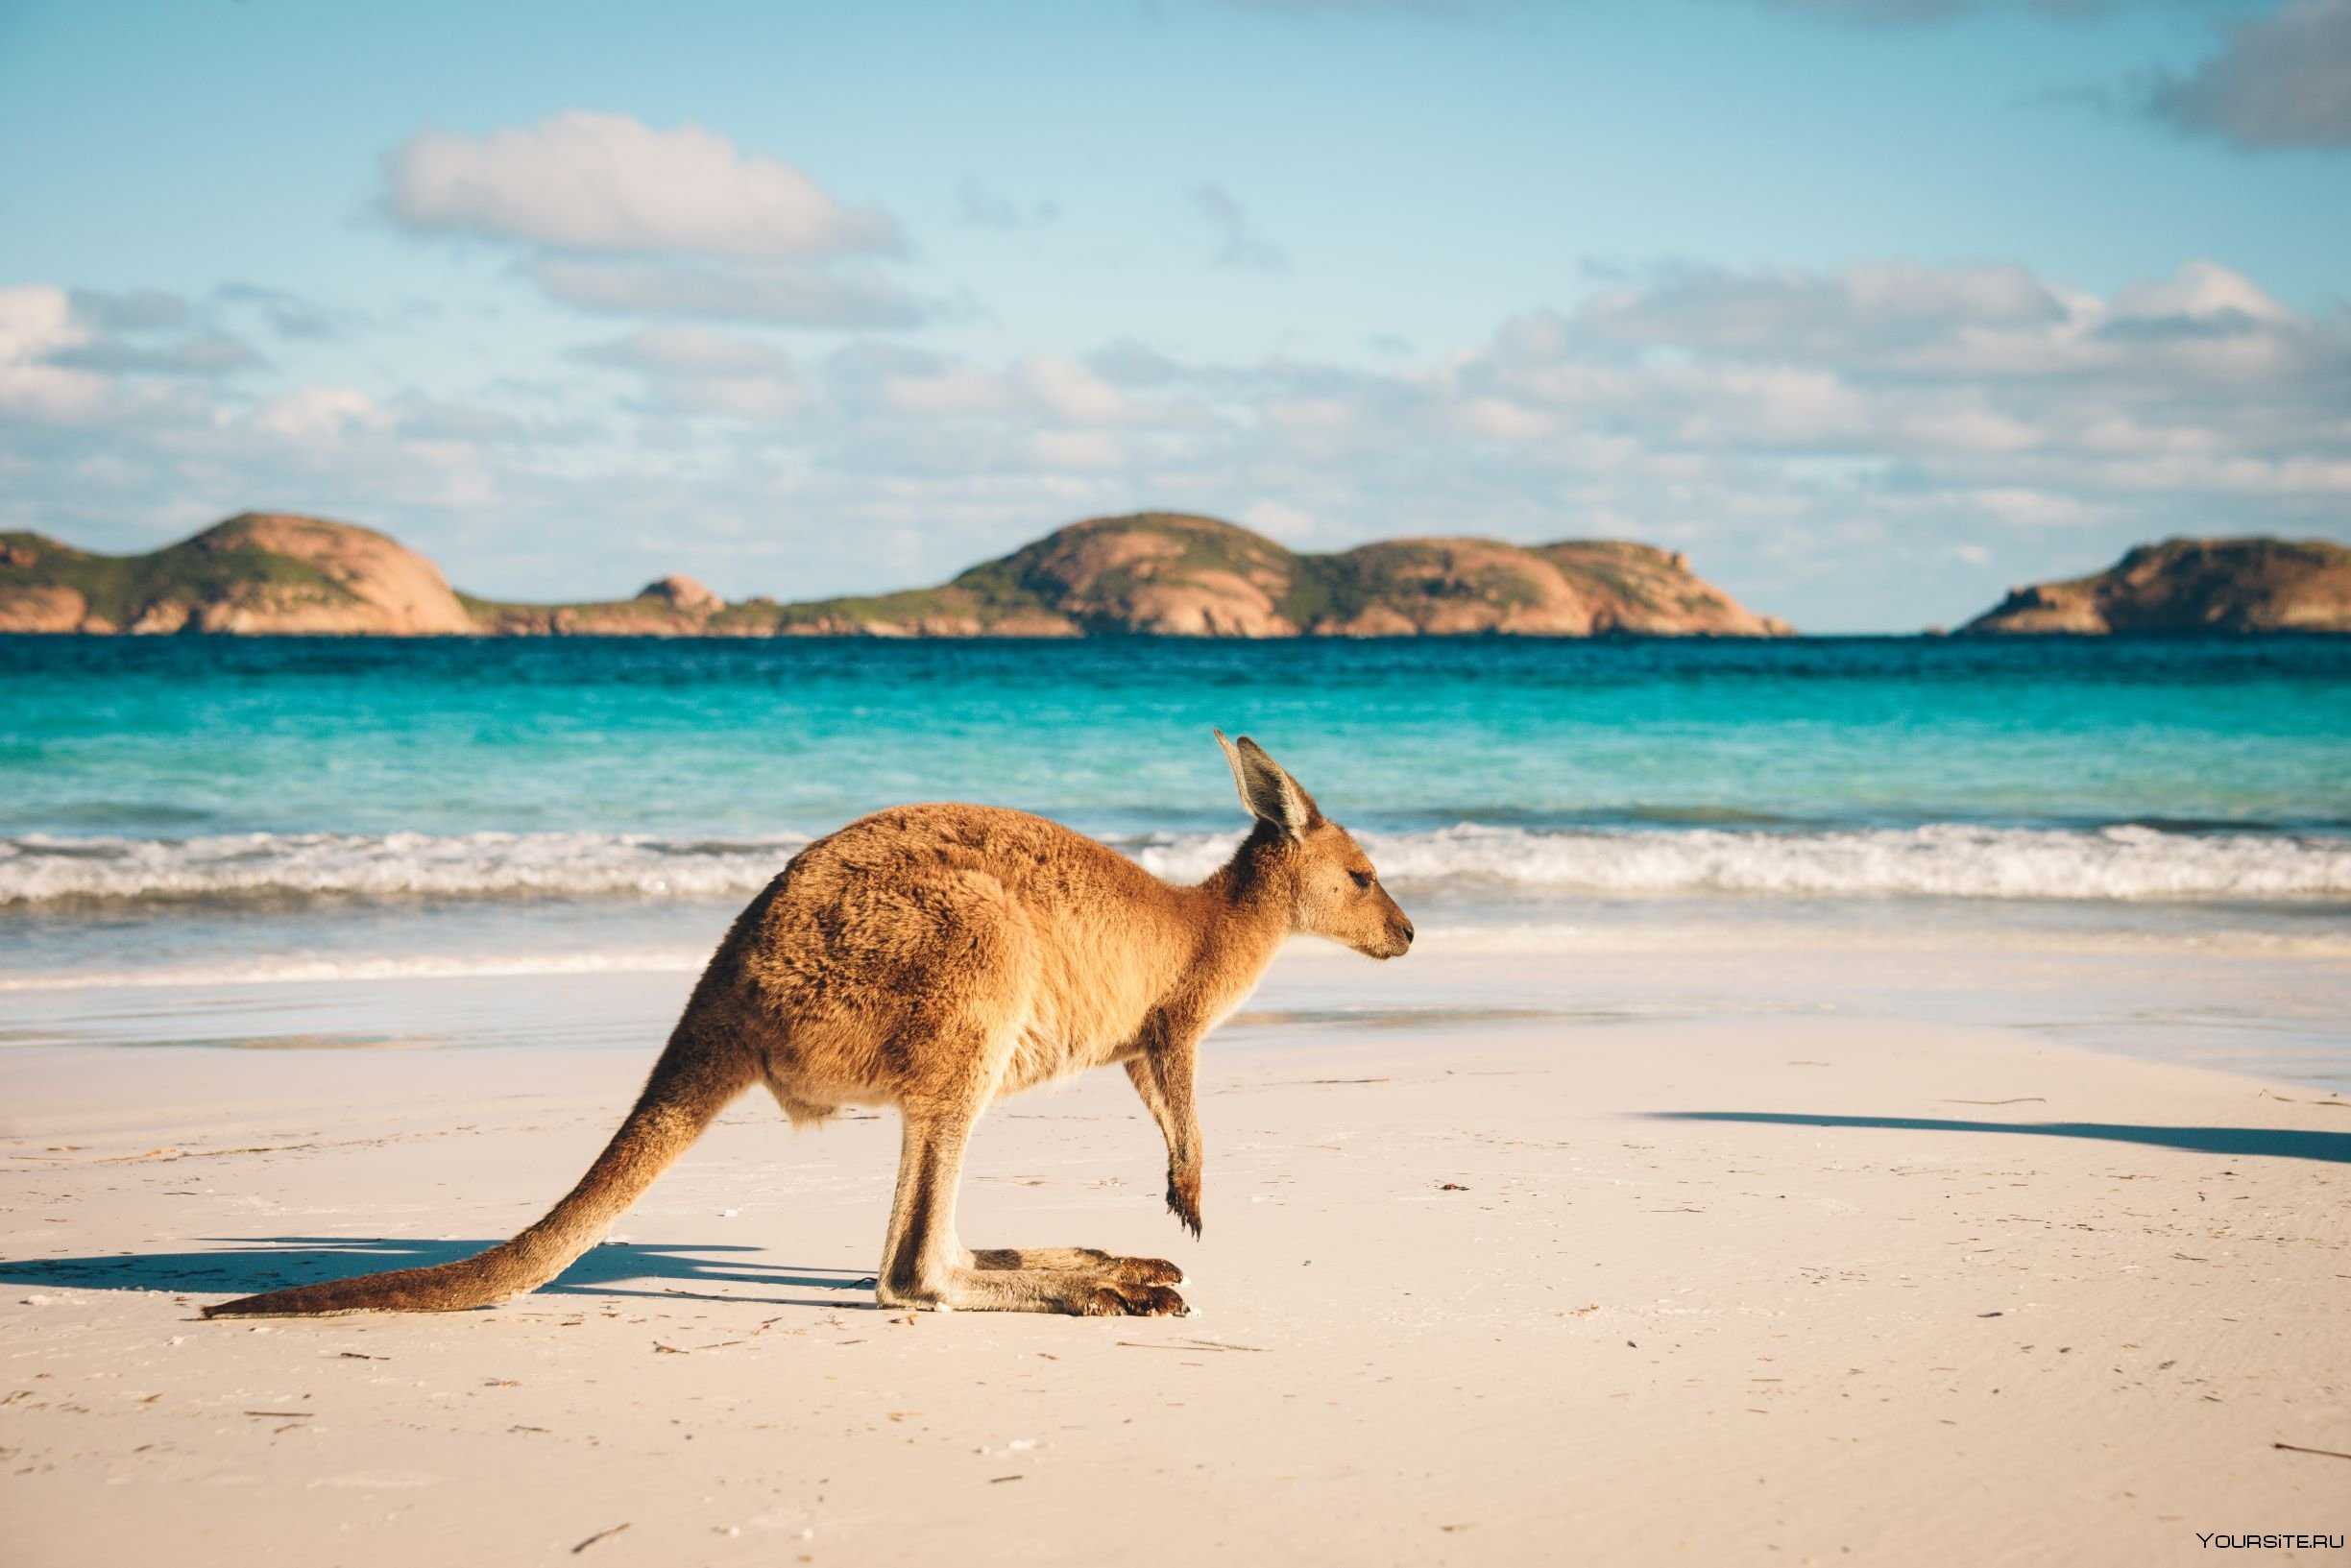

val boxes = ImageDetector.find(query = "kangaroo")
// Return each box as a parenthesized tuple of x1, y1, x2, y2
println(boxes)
(203, 732, 1413, 1320)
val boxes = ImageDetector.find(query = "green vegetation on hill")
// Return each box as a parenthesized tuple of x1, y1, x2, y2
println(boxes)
(1, 529, 355, 628)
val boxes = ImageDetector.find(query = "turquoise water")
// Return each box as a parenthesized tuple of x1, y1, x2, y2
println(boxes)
(3, 635, 2348, 988)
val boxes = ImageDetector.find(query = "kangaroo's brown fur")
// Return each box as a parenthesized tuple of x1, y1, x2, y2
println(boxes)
(203, 733, 1412, 1320)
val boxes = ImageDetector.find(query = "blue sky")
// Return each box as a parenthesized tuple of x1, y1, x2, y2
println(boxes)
(2, 0, 2345, 630)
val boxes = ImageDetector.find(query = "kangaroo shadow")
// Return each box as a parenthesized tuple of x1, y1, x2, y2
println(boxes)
(0, 1236, 880, 1310)
(1647, 1112, 2351, 1166)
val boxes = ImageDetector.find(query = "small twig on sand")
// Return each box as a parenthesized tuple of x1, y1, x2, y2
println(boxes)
(571, 1523, 631, 1554)
(1940, 1098, 2046, 1106)
(2260, 1091, 2350, 1110)
(2273, 1441, 2351, 1461)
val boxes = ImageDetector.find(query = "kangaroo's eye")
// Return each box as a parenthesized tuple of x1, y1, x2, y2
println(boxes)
(1349, 869, 1376, 890)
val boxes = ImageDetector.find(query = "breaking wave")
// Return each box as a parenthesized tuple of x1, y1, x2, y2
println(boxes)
(5, 820, 2349, 908)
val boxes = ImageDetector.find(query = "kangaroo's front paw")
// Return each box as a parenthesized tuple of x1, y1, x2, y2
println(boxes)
(1166, 1165, 1202, 1238)
(1077, 1282, 1189, 1318)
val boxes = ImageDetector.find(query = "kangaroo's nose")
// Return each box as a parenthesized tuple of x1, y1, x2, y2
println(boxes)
(1397, 920, 1415, 946)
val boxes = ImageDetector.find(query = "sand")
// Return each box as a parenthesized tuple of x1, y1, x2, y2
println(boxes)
(3, 937, 2347, 1565)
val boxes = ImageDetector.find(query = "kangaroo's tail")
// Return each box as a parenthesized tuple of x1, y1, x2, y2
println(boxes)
(202, 1041, 753, 1318)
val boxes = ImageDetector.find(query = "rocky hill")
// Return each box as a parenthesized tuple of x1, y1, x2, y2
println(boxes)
(0, 509, 1791, 638)
(1960, 538, 2351, 636)
(0, 513, 476, 635)
(690, 514, 1792, 638)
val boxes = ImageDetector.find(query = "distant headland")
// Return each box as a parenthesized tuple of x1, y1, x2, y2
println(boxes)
(1959, 537, 2351, 637)
(4, 512, 2346, 638)
(0, 511, 1791, 638)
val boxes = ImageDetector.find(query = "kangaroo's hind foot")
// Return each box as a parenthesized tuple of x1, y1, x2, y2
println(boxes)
(879, 1061, 1192, 1316)
(971, 1246, 1184, 1287)
(881, 1262, 1187, 1316)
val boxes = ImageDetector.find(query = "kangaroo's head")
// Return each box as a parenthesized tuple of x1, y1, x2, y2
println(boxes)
(1215, 729, 1414, 960)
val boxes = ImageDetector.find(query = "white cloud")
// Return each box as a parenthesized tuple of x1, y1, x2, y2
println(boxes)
(1018, 357, 1127, 423)
(573, 326, 796, 375)
(571, 328, 807, 420)
(1028, 429, 1124, 469)
(882, 363, 1007, 416)
(1241, 498, 1320, 539)
(0, 285, 85, 364)
(2108, 259, 2289, 326)
(0, 286, 110, 422)
(385, 111, 902, 258)
(1576, 261, 2066, 359)
(254, 387, 381, 441)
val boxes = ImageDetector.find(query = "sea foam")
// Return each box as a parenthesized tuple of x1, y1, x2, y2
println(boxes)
(4, 821, 2346, 907)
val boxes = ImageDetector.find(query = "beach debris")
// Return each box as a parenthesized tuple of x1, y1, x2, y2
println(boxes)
(653, 1342, 688, 1355)
(2272, 1442, 2351, 1460)
(989, 1475, 1025, 1484)
(718, 1207, 740, 1218)
(1438, 1182, 1469, 1191)
(570, 1522, 631, 1554)
(1940, 1098, 2046, 1107)
(1977, 1312, 2003, 1318)
(242, 1410, 312, 1418)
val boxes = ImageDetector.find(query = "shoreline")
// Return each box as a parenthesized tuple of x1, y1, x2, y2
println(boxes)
(8, 921, 2347, 1093)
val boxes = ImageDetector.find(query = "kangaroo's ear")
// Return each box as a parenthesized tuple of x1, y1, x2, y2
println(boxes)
(1214, 729, 1323, 837)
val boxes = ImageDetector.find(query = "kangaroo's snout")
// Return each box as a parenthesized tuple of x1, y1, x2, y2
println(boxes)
(1375, 911, 1415, 959)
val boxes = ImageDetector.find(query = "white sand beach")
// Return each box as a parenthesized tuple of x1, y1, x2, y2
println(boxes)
(4, 933, 2346, 1566)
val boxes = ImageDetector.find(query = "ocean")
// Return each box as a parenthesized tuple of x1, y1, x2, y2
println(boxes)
(4, 634, 2348, 1009)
